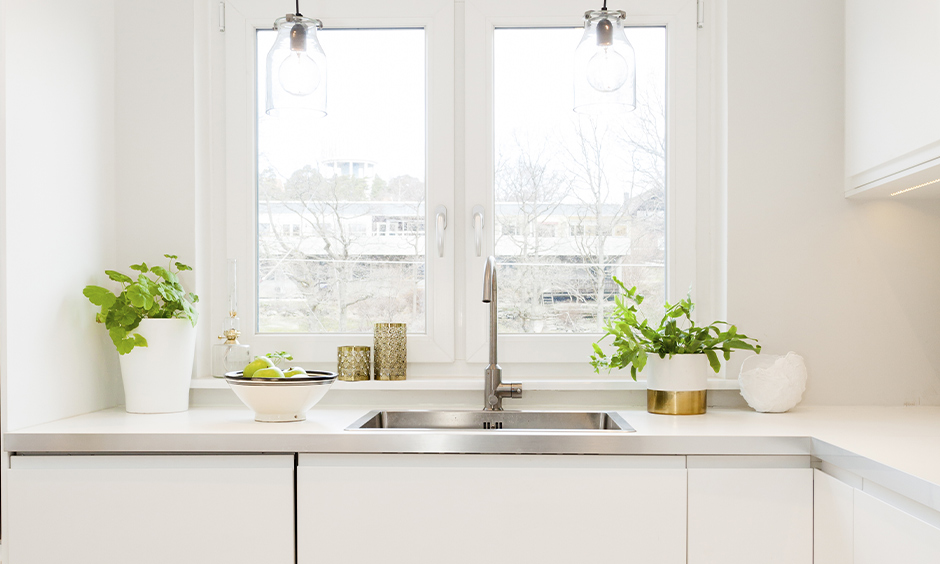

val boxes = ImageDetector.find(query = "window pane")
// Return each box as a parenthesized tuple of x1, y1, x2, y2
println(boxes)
(494, 27, 666, 334)
(256, 29, 427, 333)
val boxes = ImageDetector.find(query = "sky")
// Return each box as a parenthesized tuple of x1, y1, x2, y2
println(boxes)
(495, 27, 665, 153)
(257, 28, 427, 182)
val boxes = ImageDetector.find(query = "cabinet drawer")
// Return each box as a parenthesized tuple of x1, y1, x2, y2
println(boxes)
(298, 454, 687, 564)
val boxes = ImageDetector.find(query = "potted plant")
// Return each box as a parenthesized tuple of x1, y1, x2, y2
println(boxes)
(83, 255, 199, 413)
(591, 278, 760, 415)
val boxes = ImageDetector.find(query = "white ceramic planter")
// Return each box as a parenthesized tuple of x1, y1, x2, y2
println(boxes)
(646, 353, 709, 391)
(645, 353, 709, 415)
(117, 318, 196, 414)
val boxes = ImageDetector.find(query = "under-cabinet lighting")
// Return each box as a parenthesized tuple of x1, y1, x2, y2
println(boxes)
(890, 177, 940, 196)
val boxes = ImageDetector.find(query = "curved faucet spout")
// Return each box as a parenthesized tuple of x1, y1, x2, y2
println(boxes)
(483, 256, 495, 303)
(481, 256, 521, 410)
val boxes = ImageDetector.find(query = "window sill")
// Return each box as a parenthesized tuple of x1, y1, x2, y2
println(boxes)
(191, 377, 741, 392)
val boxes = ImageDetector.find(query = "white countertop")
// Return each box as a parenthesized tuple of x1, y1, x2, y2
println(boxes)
(7, 405, 940, 512)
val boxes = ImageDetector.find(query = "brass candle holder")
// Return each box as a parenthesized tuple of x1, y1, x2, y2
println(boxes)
(337, 346, 371, 382)
(373, 323, 406, 380)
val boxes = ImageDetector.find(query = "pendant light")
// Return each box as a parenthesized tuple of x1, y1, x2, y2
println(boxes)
(573, 1, 636, 114)
(265, 0, 327, 117)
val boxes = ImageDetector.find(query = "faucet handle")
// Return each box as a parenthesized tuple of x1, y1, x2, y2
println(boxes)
(496, 382, 522, 400)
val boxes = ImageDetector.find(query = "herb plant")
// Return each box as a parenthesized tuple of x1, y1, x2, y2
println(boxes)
(83, 255, 199, 355)
(264, 351, 294, 367)
(591, 277, 760, 379)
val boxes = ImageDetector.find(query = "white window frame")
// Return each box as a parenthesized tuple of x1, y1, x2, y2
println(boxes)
(219, 0, 455, 363)
(216, 0, 718, 373)
(463, 0, 706, 364)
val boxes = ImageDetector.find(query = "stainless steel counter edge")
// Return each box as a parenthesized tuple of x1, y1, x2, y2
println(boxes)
(5, 432, 811, 456)
(10, 420, 940, 516)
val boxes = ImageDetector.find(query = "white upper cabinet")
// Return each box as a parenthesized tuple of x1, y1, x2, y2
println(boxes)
(845, 0, 940, 198)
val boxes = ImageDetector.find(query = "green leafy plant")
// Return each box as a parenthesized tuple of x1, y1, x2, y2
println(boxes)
(264, 351, 294, 367)
(83, 255, 199, 355)
(591, 277, 760, 379)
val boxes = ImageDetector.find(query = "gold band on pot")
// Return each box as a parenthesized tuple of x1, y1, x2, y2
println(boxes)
(647, 389, 707, 415)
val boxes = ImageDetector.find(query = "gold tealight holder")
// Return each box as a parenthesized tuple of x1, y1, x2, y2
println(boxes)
(373, 323, 407, 380)
(337, 346, 371, 382)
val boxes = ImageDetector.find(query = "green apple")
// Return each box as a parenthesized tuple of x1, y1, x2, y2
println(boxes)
(243, 356, 275, 378)
(283, 367, 306, 378)
(252, 366, 285, 378)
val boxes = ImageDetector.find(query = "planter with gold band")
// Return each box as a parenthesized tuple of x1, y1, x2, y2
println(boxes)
(645, 354, 709, 415)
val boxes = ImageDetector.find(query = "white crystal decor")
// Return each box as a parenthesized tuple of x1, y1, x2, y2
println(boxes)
(738, 352, 807, 413)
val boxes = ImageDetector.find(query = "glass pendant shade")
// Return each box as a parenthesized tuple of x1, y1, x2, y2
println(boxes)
(573, 9, 636, 114)
(265, 14, 327, 117)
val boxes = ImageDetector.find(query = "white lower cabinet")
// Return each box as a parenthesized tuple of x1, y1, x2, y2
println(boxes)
(21, 450, 940, 564)
(297, 453, 687, 564)
(8, 454, 295, 564)
(854, 488, 940, 564)
(687, 456, 813, 564)
(813, 469, 854, 564)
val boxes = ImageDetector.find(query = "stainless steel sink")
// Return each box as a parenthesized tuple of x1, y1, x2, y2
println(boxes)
(346, 410, 634, 432)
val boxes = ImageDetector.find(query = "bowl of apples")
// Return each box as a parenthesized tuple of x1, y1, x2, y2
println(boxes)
(225, 352, 337, 422)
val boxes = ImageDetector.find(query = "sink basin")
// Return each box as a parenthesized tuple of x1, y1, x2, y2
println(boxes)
(346, 410, 634, 432)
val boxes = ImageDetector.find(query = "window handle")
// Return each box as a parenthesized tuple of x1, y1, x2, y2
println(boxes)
(472, 205, 485, 257)
(435, 205, 447, 258)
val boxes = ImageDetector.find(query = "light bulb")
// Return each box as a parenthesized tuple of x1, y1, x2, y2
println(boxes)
(586, 47, 628, 92)
(279, 52, 321, 96)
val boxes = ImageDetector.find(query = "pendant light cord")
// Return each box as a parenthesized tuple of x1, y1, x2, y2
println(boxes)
(295, 0, 302, 16)
(601, 0, 607, 10)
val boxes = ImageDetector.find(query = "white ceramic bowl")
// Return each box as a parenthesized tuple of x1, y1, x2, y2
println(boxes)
(225, 370, 337, 422)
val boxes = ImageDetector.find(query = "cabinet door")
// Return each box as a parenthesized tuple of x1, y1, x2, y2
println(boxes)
(298, 454, 687, 564)
(855, 488, 940, 564)
(814, 469, 854, 564)
(8, 455, 294, 564)
(688, 456, 813, 564)
(845, 0, 940, 195)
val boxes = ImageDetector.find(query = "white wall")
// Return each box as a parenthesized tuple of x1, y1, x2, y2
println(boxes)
(115, 1, 198, 269)
(0, 0, 8, 554)
(3, 0, 121, 432)
(114, 0, 211, 376)
(725, 0, 940, 405)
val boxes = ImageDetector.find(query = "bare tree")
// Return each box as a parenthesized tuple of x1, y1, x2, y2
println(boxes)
(492, 95, 667, 334)
(564, 118, 633, 332)
(258, 165, 373, 332)
(494, 141, 573, 332)
(615, 89, 667, 314)
(259, 166, 429, 333)
(353, 175, 427, 328)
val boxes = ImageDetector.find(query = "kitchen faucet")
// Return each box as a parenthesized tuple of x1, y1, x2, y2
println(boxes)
(482, 256, 522, 410)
